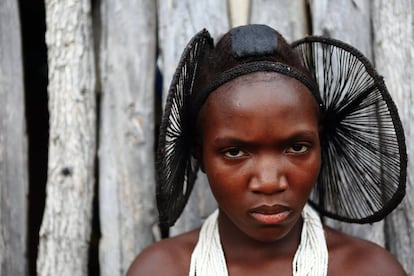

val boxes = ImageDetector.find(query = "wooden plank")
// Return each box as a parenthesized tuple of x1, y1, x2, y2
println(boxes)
(158, 0, 229, 236)
(250, 0, 308, 41)
(308, 0, 386, 247)
(36, 0, 96, 275)
(0, 0, 28, 275)
(372, 1, 414, 273)
(229, 0, 250, 27)
(98, 1, 157, 275)
(309, 0, 372, 58)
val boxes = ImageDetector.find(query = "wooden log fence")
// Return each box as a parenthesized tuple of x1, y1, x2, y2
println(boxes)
(0, 0, 28, 275)
(36, 0, 97, 275)
(0, 0, 413, 275)
(372, 0, 414, 271)
(98, 1, 157, 275)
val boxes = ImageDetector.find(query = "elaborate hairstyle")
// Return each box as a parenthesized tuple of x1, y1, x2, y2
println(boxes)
(191, 25, 321, 125)
(156, 24, 406, 235)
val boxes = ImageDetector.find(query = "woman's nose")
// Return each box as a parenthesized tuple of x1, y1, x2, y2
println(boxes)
(248, 157, 288, 194)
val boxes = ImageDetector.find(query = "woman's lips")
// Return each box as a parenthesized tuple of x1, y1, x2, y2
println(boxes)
(248, 205, 292, 225)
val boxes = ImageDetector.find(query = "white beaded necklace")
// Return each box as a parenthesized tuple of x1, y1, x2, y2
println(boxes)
(189, 204, 328, 276)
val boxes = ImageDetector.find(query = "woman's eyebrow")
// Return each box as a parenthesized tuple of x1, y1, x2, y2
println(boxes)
(213, 136, 249, 145)
(212, 130, 318, 145)
(287, 130, 318, 140)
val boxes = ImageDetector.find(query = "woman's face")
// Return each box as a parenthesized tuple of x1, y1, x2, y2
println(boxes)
(197, 72, 321, 243)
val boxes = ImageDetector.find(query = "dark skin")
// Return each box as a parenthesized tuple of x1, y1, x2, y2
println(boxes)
(128, 72, 407, 275)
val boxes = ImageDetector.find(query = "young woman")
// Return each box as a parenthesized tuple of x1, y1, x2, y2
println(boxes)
(128, 24, 407, 275)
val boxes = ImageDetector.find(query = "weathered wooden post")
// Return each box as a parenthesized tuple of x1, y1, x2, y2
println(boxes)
(98, 1, 157, 275)
(157, 0, 230, 236)
(0, 0, 28, 275)
(36, 0, 96, 274)
(229, 0, 250, 27)
(307, 0, 386, 246)
(250, 0, 308, 41)
(373, 1, 414, 273)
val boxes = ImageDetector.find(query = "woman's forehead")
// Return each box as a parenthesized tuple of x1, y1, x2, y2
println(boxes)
(205, 72, 318, 109)
(215, 72, 310, 94)
(198, 73, 320, 144)
(197, 72, 320, 128)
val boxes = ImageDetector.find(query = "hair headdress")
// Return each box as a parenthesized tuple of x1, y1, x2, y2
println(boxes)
(156, 25, 406, 234)
(291, 37, 406, 223)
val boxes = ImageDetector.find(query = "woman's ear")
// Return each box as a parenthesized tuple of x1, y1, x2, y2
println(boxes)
(192, 141, 205, 173)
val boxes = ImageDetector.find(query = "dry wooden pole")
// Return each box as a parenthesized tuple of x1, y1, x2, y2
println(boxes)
(372, 1, 414, 273)
(0, 0, 28, 275)
(308, 0, 372, 58)
(229, 0, 250, 27)
(308, 0, 385, 246)
(250, 0, 308, 41)
(158, 0, 230, 236)
(158, 0, 230, 106)
(36, 0, 96, 275)
(98, 1, 157, 275)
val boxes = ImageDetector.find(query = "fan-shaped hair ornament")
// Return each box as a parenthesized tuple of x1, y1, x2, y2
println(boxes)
(292, 37, 407, 223)
(156, 29, 213, 236)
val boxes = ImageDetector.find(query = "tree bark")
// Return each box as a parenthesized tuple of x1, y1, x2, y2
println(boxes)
(372, 1, 414, 273)
(37, 0, 96, 275)
(158, 0, 230, 236)
(250, 0, 308, 41)
(98, 1, 157, 275)
(0, 0, 28, 275)
(308, 0, 386, 246)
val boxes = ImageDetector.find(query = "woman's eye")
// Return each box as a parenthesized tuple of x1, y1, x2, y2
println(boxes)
(287, 144, 309, 154)
(223, 148, 246, 158)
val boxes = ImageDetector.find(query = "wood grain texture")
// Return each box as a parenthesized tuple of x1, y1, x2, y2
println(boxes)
(0, 0, 28, 275)
(309, 0, 372, 58)
(372, 1, 414, 273)
(250, 0, 308, 41)
(157, 0, 230, 236)
(37, 0, 96, 275)
(98, 1, 157, 275)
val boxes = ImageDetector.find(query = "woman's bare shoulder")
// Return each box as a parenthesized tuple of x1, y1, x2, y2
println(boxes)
(126, 228, 200, 276)
(324, 226, 407, 275)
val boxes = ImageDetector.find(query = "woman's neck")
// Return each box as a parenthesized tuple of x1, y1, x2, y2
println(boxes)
(217, 210, 304, 263)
